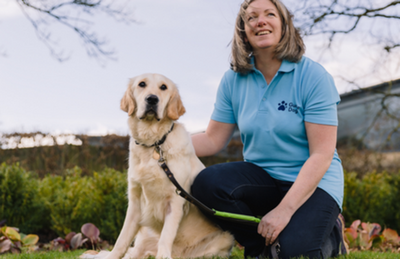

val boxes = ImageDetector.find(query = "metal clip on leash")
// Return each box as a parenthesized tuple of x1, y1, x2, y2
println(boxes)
(155, 145, 165, 164)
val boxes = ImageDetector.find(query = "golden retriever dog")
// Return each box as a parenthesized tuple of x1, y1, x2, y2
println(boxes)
(89, 73, 234, 259)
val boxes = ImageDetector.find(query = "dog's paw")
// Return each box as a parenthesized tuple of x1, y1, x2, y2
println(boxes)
(80, 250, 111, 259)
(156, 253, 172, 259)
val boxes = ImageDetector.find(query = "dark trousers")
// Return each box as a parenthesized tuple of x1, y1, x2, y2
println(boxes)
(191, 161, 341, 259)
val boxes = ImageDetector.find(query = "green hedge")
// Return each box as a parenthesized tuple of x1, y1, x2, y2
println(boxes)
(0, 163, 48, 234)
(0, 163, 127, 243)
(2, 162, 400, 243)
(343, 170, 400, 230)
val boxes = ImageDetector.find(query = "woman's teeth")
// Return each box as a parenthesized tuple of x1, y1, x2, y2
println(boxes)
(257, 31, 271, 36)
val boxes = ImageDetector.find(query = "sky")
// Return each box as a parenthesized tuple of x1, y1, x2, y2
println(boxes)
(1, 0, 400, 137)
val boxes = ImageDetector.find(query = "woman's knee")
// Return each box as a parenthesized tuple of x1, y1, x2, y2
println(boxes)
(191, 165, 223, 202)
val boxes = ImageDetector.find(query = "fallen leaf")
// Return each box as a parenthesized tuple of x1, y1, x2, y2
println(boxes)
(0, 239, 12, 253)
(382, 228, 399, 243)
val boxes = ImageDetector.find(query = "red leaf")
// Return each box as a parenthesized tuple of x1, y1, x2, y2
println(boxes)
(361, 222, 381, 238)
(81, 223, 100, 243)
(345, 227, 358, 240)
(370, 224, 382, 236)
(350, 220, 361, 230)
(53, 237, 65, 244)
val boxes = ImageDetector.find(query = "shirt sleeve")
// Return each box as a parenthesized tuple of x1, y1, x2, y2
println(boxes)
(211, 71, 237, 124)
(303, 72, 341, 126)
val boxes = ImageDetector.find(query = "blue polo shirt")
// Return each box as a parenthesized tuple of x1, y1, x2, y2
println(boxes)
(211, 56, 344, 209)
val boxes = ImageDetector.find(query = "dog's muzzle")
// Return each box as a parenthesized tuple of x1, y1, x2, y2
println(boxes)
(141, 94, 160, 120)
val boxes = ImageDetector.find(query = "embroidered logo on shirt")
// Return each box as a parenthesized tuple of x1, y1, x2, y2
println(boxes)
(288, 103, 299, 114)
(278, 101, 299, 114)
(278, 101, 287, 111)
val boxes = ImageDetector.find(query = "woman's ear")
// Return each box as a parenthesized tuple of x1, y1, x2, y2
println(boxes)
(120, 79, 136, 116)
(167, 90, 186, 120)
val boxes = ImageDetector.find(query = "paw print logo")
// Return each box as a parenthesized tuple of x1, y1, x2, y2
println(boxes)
(278, 101, 287, 111)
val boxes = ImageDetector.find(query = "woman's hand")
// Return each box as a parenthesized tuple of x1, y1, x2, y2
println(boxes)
(257, 207, 292, 245)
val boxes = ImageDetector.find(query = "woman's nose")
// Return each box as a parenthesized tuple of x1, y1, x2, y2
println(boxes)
(257, 15, 267, 26)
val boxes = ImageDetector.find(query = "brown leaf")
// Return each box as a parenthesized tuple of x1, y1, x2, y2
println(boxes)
(65, 232, 76, 244)
(382, 228, 399, 243)
(70, 233, 87, 250)
(0, 239, 12, 253)
(359, 230, 370, 249)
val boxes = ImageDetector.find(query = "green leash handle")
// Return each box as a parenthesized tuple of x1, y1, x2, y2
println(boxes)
(213, 209, 261, 223)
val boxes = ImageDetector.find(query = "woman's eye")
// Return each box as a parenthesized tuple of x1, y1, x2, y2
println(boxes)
(139, 82, 146, 87)
(268, 13, 275, 17)
(160, 84, 167, 90)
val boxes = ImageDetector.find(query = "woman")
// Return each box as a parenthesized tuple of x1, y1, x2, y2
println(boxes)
(191, 0, 347, 258)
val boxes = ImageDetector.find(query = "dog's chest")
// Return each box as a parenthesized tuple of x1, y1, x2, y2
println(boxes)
(130, 149, 175, 197)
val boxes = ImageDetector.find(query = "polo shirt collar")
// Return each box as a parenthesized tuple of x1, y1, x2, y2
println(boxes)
(250, 55, 296, 73)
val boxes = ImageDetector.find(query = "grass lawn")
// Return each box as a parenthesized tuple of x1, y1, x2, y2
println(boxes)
(1, 249, 399, 259)
(0, 250, 85, 259)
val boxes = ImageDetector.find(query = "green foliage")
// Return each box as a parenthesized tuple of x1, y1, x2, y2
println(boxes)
(0, 163, 127, 243)
(38, 167, 127, 242)
(343, 171, 400, 232)
(0, 163, 49, 234)
(2, 162, 400, 249)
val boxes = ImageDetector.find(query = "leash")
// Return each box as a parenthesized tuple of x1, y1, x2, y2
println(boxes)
(157, 153, 280, 258)
(150, 140, 261, 226)
(135, 124, 279, 256)
(158, 160, 261, 225)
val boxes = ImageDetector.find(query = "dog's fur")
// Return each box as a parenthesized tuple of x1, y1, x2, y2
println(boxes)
(99, 73, 234, 259)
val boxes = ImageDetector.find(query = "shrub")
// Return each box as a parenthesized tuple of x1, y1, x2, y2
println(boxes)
(0, 163, 48, 234)
(343, 170, 400, 231)
(39, 167, 128, 242)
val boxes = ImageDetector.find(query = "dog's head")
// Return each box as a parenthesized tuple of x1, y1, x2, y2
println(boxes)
(120, 73, 186, 121)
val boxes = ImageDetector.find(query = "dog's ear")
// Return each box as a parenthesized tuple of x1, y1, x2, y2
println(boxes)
(167, 90, 186, 120)
(120, 79, 136, 116)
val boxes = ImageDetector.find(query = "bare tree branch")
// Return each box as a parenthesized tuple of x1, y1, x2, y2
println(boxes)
(296, 1, 400, 46)
(13, 0, 136, 62)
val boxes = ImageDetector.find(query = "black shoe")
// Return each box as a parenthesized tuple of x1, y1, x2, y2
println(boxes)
(257, 240, 280, 259)
(336, 214, 349, 255)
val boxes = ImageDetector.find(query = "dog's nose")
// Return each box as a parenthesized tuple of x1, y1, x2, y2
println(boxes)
(146, 95, 159, 105)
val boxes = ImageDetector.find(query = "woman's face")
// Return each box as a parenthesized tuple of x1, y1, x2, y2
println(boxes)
(244, 0, 282, 53)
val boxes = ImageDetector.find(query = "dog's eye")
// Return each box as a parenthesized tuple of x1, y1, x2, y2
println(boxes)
(139, 82, 146, 87)
(160, 84, 167, 90)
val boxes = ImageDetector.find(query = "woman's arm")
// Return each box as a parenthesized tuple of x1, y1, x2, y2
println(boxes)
(191, 119, 236, 157)
(258, 122, 337, 245)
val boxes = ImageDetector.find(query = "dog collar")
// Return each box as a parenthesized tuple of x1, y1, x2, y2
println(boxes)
(135, 123, 175, 148)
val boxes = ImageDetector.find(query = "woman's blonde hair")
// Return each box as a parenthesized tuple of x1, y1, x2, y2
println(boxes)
(231, 0, 305, 74)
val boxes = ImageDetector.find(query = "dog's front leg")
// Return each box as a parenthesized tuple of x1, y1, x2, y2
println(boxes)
(156, 197, 185, 259)
(105, 183, 142, 259)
